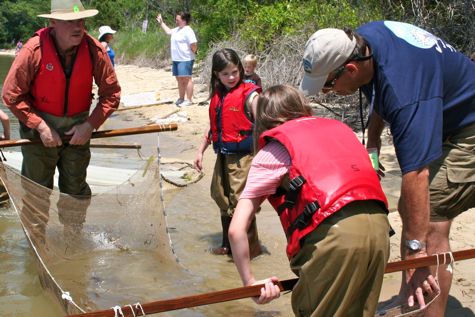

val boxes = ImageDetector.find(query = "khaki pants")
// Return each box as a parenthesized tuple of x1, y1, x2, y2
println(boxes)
(210, 153, 253, 217)
(289, 201, 390, 317)
(430, 122, 475, 221)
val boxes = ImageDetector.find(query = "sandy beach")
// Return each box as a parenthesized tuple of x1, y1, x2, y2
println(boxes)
(112, 62, 475, 316)
(0, 49, 15, 56)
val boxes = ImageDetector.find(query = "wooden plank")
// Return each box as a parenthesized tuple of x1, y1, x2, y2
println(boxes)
(0, 124, 177, 148)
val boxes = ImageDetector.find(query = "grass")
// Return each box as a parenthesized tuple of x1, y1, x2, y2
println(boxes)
(112, 28, 171, 69)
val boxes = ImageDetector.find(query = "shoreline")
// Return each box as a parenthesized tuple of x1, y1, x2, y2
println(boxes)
(0, 49, 15, 56)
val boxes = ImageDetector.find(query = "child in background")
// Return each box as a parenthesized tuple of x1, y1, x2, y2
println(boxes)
(15, 40, 23, 56)
(98, 26, 117, 67)
(243, 54, 262, 88)
(194, 48, 262, 258)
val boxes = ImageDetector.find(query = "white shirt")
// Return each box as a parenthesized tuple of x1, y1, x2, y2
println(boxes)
(170, 26, 197, 61)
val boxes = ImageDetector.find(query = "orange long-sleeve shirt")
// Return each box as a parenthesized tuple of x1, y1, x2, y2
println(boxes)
(1, 29, 120, 130)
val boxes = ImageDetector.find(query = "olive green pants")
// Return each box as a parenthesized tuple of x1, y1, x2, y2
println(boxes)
(210, 152, 260, 254)
(211, 152, 252, 217)
(20, 111, 91, 228)
(289, 201, 390, 317)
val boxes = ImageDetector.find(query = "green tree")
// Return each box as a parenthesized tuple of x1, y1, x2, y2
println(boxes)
(0, 0, 48, 46)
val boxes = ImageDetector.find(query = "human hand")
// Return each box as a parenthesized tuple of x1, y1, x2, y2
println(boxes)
(403, 256, 440, 308)
(193, 152, 203, 172)
(37, 120, 62, 147)
(156, 13, 163, 24)
(367, 147, 386, 179)
(65, 121, 93, 145)
(251, 277, 281, 304)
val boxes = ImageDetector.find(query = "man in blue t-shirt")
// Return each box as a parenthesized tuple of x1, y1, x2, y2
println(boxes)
(300, 21, 475, 316)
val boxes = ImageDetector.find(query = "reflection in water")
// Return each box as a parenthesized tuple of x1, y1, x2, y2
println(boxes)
(0, 54, 64, 316)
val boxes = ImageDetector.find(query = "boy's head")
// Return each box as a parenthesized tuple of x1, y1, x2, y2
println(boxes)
(243, 54, 258, 75)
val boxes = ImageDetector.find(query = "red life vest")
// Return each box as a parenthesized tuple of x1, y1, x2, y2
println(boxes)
(259, 117, 388, 259)
(31, 28, 93, 117)
(209, 82, 261, 154)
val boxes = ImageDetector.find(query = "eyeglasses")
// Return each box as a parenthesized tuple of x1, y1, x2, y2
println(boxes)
(323, 65, 347, 90)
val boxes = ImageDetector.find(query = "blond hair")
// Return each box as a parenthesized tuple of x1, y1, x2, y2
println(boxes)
(243, 54, 258, 67)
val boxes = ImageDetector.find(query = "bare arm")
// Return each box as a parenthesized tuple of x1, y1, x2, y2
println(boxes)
(399, 168, 430, 245)
(193, 127, 211, 172)
(250, 93, 259, 119)
(229, 197, 263, 285)
(399, 167, 440, 307)
(190, 42, 198, 54)
(229, 197, 281, 304)
(156, 14, 173, 35)
(0, 110, 10, 140)
(366, 111, 385, 151)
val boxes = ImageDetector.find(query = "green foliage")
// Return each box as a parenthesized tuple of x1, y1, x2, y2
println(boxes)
(191, 0, 250, 52)
(0, 0, 472, 61)
(88, 0, 149, 30)
(112, 28, 170, 67)
(238, 0, 383, 51)
(239, 1, 301, 51)
(0, 0, 49, 46)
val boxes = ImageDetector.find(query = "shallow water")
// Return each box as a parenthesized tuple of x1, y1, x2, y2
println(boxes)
(0, 54, 294, 316)
(0, 127, 295, 317)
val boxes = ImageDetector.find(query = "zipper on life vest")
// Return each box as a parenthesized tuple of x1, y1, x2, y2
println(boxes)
(215, 95, 225, 149)
(63, 77, 70, 116)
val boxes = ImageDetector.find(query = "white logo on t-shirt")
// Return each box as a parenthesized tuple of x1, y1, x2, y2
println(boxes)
(384, 21, 455, 53)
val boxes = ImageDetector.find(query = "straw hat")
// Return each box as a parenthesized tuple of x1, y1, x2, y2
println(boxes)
(98, 26, 117, 41)
(38, 0, 98, 21)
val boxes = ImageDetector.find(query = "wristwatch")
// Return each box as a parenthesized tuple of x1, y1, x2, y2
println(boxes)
(404, 239, 426, 252)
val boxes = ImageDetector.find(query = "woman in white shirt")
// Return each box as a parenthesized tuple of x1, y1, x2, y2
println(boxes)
(157, 11, 198, 107)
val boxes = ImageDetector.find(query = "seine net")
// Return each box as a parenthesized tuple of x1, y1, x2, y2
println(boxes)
(0, 159, 189, 315)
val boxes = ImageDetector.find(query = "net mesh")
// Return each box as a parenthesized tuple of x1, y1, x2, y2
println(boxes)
(0, 159, 187, 315)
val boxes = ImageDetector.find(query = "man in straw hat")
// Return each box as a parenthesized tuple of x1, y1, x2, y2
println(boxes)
(300, 21, 475, 316)
(2, 0, 120, 234)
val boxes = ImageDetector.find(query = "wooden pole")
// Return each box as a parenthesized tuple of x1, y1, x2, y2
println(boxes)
(0, 123, 177, 149)
(89, 143, 141, 150)
(67, 248, 475, 317)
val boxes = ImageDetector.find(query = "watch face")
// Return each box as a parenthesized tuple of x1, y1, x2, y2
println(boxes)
(409, 241, 419, 250)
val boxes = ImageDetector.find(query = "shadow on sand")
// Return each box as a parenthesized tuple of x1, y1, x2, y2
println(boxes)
(446, 295, 474, 317)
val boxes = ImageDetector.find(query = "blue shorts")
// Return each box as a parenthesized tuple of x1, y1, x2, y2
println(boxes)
(172, 60, 194, 77)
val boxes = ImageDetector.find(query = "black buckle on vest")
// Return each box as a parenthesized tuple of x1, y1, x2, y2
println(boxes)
(289, 176, 305, 191)
(276, 176, 306, 216)
(277, 199, 295, 216)
(287, 200, 321, 237)
(296, 201, 320, 230)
